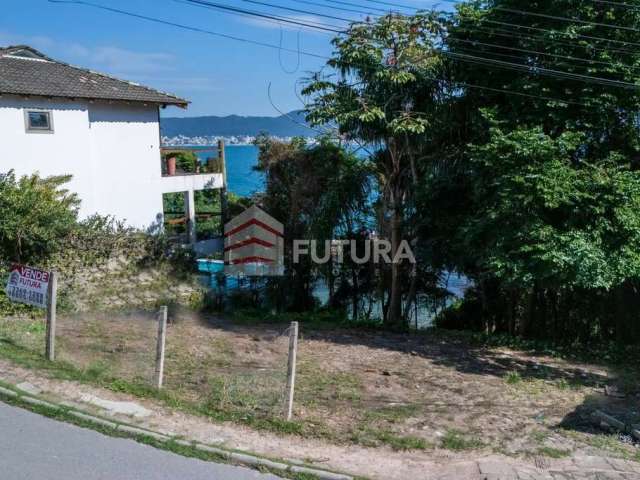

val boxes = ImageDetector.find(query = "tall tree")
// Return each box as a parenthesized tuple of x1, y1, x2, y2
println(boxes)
(255, 136, 371, 313)
(423, 0, 640, 341)
(303, 13, 446, 326)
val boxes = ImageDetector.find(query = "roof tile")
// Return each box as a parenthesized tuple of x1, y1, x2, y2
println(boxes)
(0, 46, 188, 107)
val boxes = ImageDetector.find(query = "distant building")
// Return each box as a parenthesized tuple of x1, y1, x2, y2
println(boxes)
(0, 45, 225, 235)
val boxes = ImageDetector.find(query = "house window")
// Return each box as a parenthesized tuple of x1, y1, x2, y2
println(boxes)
(24, 110, 53, 133)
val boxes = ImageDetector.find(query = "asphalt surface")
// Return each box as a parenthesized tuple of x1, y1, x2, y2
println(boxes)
(0, 401, 283, 480)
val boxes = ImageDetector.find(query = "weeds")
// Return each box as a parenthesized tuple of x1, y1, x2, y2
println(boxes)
(350, 427, 431, 451)
(297, 359, 362, 406)
(536, 447, 570, 459)
(440, 429, 484, 451)
(504, 371, 522, 385)
(530, 430, 550, 444)
(364, 404, 421, 423)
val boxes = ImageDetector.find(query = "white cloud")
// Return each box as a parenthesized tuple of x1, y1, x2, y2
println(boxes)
(73, 45, 176, 74)
(0, 30, 177, 76)
(234, 13, 341, 35)
(0, 31, 55, 50)
(118, 75, 222, 94)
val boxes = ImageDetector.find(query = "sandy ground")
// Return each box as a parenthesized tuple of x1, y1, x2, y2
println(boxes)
(1, 310, 639, 479)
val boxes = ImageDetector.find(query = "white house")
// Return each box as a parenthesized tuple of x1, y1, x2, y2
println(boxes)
(0, 45, 225, 240)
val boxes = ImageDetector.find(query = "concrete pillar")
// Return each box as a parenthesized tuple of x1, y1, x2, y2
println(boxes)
(184, 190, 196, 245)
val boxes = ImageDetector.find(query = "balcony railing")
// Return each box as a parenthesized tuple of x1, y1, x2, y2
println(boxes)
(160, 140, 225, 177)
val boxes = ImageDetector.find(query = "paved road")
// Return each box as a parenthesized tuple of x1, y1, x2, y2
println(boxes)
(0, 401, 282, 480)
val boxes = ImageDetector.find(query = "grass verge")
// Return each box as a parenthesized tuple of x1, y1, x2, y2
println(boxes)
(0, 383, 355, 480)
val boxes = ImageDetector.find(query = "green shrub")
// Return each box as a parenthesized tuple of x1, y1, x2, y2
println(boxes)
(0, 171, 79, 265)
(504, 371, 522, 385)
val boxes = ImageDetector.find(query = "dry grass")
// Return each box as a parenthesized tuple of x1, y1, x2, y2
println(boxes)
(1, 309, 639, 460)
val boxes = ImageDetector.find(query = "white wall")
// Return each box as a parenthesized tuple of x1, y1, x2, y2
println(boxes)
(88, 102, 164, 228)
(0, 96, 94, 210)
(0, 95, 166, 229)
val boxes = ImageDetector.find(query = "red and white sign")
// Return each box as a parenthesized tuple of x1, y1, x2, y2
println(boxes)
(5, 263, 50, 309)
(224, 205, 284, 276)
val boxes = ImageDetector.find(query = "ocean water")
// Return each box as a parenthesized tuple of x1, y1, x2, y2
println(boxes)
(192, 144, 263, 197)
(193, 143, 469, 322)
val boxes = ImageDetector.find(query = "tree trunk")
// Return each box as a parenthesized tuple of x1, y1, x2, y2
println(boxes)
(403, 262, 418, 326)
(386, 206, 403, 327)
(506, 290, 515, 336)
(351, 268, 359, 321)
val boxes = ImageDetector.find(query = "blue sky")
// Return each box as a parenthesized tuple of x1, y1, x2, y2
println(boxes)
(1, 0, 435, 117)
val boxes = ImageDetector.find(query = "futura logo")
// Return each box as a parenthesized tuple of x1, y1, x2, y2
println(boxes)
(224, 205, 285, 277)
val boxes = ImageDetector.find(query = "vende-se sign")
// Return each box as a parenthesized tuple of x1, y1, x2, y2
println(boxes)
(5, 264, 50, 309)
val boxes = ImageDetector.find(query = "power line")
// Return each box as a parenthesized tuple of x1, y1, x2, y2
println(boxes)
(360, 0, 638, 17)
(316, 5, 640, 71)
(361, 0, 640, 35)
(179, 0, 345, 32)
(323, 0, 391, 14)
(591, 0, 640, 9)
(48, 0, 331, 58)
(359, 0, 413, 10)
(295, 0, 377, 16)
(456, 24, 639, 57)
(173, 0, 339, 34)
(430, 74, 595, 108)
(446, 36, 640, 72)
(326, 0, 640, 55)
(493, 6, 640, 34)
(468, 17, 640, 49)
(240, 0, 359, 23)
(181, 0, 640, 90)
(322, 1, 640, 56)
(442, 50, 640, 90)
(47, 0, 635, 109)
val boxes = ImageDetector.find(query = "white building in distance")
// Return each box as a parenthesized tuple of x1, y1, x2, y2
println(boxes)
(0, 45, 225, 234)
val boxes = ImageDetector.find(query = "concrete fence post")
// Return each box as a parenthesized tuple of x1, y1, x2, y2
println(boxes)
(45, 271, 58, 361)
(284, 321, 299, 421)
(155, 306, 168, 389)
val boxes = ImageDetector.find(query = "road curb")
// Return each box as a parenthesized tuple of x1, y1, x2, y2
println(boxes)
(0, 382, 354, 480)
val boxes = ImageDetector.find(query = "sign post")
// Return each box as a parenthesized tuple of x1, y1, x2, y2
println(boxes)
(5, 264, 57, 361)
(45, 272, 58, 361)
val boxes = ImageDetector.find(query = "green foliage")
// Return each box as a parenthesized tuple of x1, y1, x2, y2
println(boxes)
(0, 171, 79, 264)
(254, 135, 372, 313)
(0, 171, 79, 313)
(504, 371, 522, 385)
(303, 13, 450, 326)
(163, 151, 198, 174)
(410, 0, 640, 343)
(163, 189, 223, 240)
(461, 124, 640, 291)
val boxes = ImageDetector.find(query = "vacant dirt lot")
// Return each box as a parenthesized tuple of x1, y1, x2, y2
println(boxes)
(1, 309, 639, 470)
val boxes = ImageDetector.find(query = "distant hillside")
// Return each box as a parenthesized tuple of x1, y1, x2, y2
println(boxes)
(160, 111, 314, 138)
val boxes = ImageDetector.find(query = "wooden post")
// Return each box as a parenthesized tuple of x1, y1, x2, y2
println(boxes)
(218, 139, 227, 186)
(284, 321, 299, 421)
(155, 306, 168, 389)
(218, 139, 229, 227)
(45, 271, 58, 361)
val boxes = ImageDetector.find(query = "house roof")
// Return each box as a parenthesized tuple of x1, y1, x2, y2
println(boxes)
(0, 46, 189, 107)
